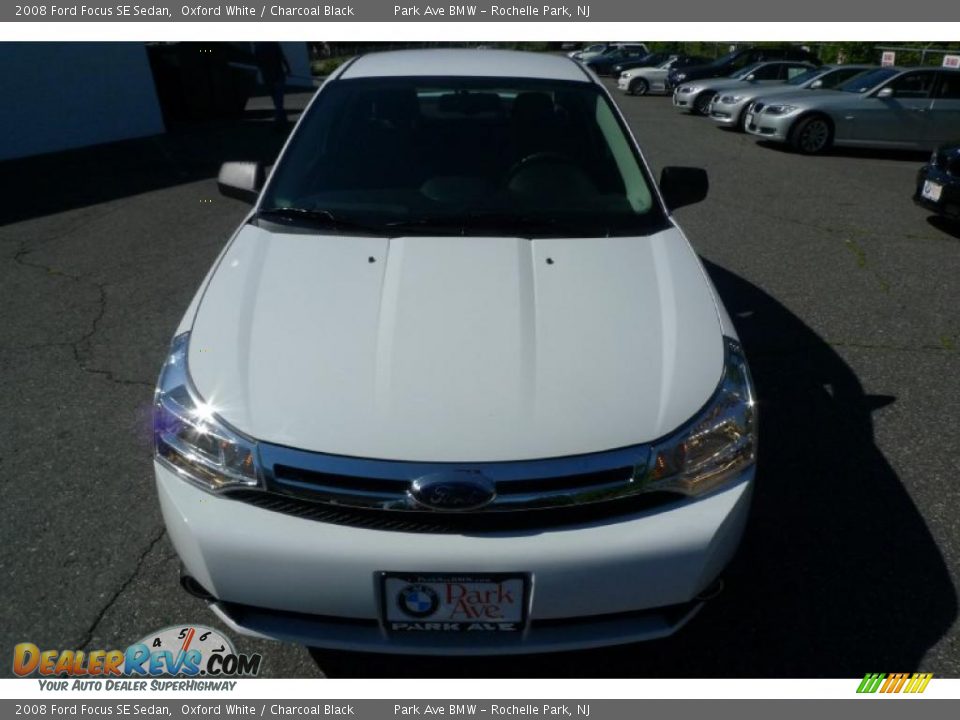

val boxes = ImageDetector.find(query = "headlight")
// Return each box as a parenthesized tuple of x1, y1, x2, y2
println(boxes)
(675, 73, 687, 81)
(154, 332, 261, 492)
(638, 337, 757, 497)
(929, 150, 938, 166)
(680, 85, 698, 94)
(720, 95, 744, 104)
(765, 104, 799, 116)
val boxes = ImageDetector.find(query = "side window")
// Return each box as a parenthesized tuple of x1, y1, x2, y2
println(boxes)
(822, 68, 861, 89)
(887, 72, 936, 99)
(751, 64, 782, 80)
(784, 65, 809, 80)
(935, 73, 960, 99)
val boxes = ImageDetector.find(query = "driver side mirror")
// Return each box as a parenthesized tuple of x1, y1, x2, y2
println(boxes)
(217, 161, 265, 203)
(660, 167, 709, 211)
(810, 79, 823, 89)
(876, 87, 894, 99)
(745, 74, 756, 81)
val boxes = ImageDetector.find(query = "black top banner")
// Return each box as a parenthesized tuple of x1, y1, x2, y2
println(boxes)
(6, 0, 960, 21)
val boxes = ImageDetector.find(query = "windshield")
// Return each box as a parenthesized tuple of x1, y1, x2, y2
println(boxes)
(838, 68, 897, 93)
(785, 67, 825, 86)
(260, 76, 665, 238)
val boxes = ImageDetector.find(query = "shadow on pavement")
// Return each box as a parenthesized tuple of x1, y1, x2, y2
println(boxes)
(309, 261, 956, 678)
(926, 215, 960, 239)
(756, 140, 929, 163)
(0, 90, 310, 227)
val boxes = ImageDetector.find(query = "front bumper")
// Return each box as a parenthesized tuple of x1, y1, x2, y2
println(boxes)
(710, 98, 750, 127)
(914, 166, 960, 220)
(617, 76, 631, 91)
(157, 460, 754, 654)
(672, 90, 695, 109)
(743, 108, 795, 142)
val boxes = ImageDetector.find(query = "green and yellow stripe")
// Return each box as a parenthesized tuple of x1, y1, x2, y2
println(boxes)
(857, 672, 933, 694)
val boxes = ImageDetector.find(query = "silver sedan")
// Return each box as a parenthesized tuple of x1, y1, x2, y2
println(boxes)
(709, 65, 874, 131)
(745, 67, 960, 154)
(672, 61, 815, 116)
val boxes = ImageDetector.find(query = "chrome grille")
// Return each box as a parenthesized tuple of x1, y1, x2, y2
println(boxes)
(220, 440, 681, 531)
(257, 441, 651, 512)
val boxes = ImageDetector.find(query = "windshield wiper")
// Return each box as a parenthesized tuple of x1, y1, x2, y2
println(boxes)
(386, 212, 611, 238)
(257, 207, 383, 234)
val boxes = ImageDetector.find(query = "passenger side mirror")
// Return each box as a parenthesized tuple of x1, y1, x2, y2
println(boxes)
(217, 161, 265, 203)
(810, 79, 823, 89)
(876, 87, 894, 99)
(660, 167, 709, 211)
(746, 74, 756, 81)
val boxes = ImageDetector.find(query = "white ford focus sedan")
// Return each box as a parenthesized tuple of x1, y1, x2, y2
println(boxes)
(154, 49, 757, 655)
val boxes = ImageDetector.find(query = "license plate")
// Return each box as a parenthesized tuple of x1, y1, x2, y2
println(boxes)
(380, 573, 528, 633)
(922, 180, 943, 202)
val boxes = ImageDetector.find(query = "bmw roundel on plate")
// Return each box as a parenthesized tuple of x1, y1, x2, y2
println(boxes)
(384, 575, 528, 632)
(153, 49, 758, 655)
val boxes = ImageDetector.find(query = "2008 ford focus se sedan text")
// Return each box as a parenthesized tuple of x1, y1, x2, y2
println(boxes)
(153, 49, 758, 654)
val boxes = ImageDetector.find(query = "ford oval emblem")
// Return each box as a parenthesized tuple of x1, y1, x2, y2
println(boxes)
(408, 471, 496, 512)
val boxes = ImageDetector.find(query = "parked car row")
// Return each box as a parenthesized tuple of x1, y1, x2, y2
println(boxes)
(616, 55, 960, 156)
(611, 52, 960, 227)
(709, 64, 875, 131)
(672, 60, 819, 115)
(666, 45, 821, 88)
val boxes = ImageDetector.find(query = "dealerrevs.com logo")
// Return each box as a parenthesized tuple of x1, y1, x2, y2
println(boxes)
(13, 625, 261, 689)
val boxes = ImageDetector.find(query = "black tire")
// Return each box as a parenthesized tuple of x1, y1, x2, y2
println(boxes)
(735, 107, 749, 132)
(693, 91, 715, 116)
(629, 78, 649, 96)
(790, 115, 833, 155)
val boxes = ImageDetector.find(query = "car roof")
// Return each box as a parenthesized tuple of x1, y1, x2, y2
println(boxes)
(340, 49, 591, 83)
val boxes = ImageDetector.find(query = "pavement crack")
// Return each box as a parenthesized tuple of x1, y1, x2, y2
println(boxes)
(78, 527, 167, 651)
(13, 241, 151, 387)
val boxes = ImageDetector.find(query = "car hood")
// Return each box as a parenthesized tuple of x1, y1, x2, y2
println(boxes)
(702, 79, 781, 93)
(741, 83, 815, 101)
(188, 224, 724, 462)
(752, 88, 851, 108)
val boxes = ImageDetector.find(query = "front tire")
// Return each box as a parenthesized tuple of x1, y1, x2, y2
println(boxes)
(629, 78, 649, 96)
(790, 115, 833, 154)
(693, 92, 715, 116)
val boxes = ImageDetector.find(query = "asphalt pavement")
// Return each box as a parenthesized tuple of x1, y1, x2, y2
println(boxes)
(1, 81, 958, 678)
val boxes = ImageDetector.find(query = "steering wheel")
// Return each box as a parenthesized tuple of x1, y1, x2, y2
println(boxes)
(503, 151, 580, 187)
